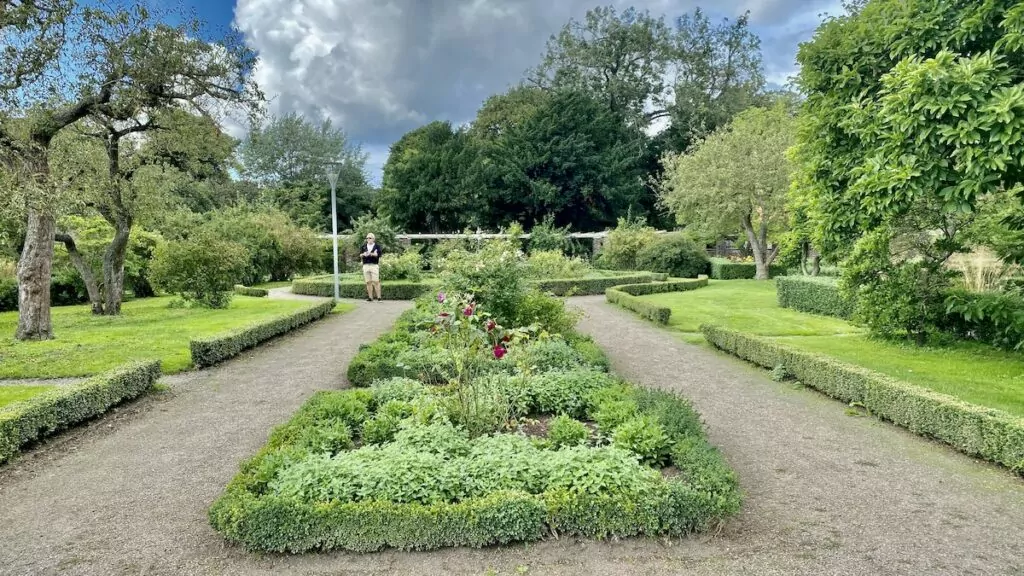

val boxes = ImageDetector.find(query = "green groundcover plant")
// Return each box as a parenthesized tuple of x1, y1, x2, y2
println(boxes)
(209, 292, 740, 553)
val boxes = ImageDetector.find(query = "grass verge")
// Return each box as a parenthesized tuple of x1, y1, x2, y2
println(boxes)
(0, 296, 332, 379)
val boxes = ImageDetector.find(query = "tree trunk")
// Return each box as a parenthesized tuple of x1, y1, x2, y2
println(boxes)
(15, 208, 55, 340)
(742, 214, 770, 280)
(102, 220, 131, 315)
(55, 231, 104, 315)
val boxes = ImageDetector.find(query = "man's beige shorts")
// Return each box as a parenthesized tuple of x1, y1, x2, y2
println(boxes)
(362, 264, 380, 282)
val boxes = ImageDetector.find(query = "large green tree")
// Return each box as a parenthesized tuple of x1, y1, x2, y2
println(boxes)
(659, 104, 795, 279)
(238, 112, 371, 231)
(477, 89, 647, 231)
(0, 3, 261, 339)
(530, 6, 672, 127)
(793, 0, 1024, 258)
(377, 121, 480, 233)
(52, 110, 236, 315)
(531, 6, 764, 151)
(793, 0, 1024, 342)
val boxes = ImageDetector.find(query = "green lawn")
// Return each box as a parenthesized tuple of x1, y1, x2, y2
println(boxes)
(0, 296, 349, 379)
(254, 281, 293, 290)
(643, 280, 1024, 417)
(646, 280, 862, 339)
(0, 385, 53, 409)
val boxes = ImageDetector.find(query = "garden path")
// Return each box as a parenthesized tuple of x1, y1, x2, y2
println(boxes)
(0, 297, 1021, 575)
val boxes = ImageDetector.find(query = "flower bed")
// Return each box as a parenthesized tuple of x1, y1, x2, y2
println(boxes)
(702, 324, 1024, 474)
(775, 276, 853, 319)
(0, 361, 161, 464)
(605, 278, 709, 325)
(210, 294, 740, 553)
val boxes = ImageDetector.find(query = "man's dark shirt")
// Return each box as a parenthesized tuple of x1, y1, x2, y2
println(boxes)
(360, 243, 383, 265)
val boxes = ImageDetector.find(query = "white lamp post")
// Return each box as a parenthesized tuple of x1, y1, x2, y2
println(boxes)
(325, 161, 343, 300)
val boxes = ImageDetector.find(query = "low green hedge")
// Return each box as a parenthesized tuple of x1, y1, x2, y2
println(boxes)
(710, 258, 787, 280)
(776, 276, 853, 319)
(234, 285, 269, 298)
(701, 325, 1024, 474)
(532, 273, 654, 296)
(0, 361, 161, 464)
(292, 279, 431, 300)
(606, 278, 710, 325)
(191, 301, 337, 368)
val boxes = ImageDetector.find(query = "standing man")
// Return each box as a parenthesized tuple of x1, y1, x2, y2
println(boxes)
(360, 233, 383, 302)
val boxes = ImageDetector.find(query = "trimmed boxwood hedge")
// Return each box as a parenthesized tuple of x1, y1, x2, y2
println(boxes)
(191, 301, 337, 368)
(701, 324, 1024, 474)
(533, 273, 654, 296)
(606, 278, 710, 325)
(776, 276, 853, 319)
(292, 279, 431, 300)
(710, 258, 787, 280)
(234, 285, 269, 298)
(0, 361, 161, 464)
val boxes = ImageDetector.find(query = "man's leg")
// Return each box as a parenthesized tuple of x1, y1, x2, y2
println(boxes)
(365, 282, 373, 301)
(374, 280, 383, 300)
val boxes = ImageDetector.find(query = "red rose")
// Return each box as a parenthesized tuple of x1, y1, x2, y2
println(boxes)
(493, 345, 507, 359)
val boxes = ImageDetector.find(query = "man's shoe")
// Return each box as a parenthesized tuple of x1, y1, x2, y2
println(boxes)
(366, 297, 373, 302)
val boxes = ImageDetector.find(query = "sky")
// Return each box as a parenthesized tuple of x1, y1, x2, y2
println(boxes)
(184, 0, 845, 185)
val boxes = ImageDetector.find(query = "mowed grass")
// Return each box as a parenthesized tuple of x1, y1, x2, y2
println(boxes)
(643, 280, 1024, 417)
(646, 280, 862, 339)
(775, 335, 1024, 417)
(0, 385, 53, 409)
(0, 296, 347, 379)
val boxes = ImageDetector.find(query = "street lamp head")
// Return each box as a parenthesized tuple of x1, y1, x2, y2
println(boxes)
(324, 160, 344, 187)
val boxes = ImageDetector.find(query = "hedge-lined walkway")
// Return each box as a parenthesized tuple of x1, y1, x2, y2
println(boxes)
(572, 296, 1024, 575)
(0, 301, 409, 576)
(1, 296, 1022, 575)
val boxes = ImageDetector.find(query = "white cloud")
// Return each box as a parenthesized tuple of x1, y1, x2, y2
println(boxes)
(233, 0, 835, 179)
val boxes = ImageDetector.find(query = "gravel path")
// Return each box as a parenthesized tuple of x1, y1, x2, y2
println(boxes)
(0, 297, 1021, 576)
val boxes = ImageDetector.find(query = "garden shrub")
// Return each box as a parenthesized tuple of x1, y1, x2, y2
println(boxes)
(848, 261, 951, 345)
(635, 233, 711, 279)
(507, 370, 618, 419)
(349, 214, 401, 258)
(564, 332, 611, 372)
(370, 378, 430, 408)
(433, 235, 526, 326)
(944, 289, 1024, 351)
(199, 208, 322, 285)
(594, 217, 657, 271)
(702, 324, 1024, 473)
(361, 414, 401, 445)
(508, 339, 592, 374)
(592, 400, 639, 434)
(0, 276, 16, 312)
(612, 416, 672, 466)
(528, 215, 571, 254)
(233, 285, 269, 298)
(547, 415, 589, 447)
(150, 231, 249, 308)
(776, 276, 853, 319)
(380, 251, 424, 282)
(514, 289, 581, 334)
(0, 361, 161, 464)
(524, 250, 591, 279)
(190, 301, 336, 368)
